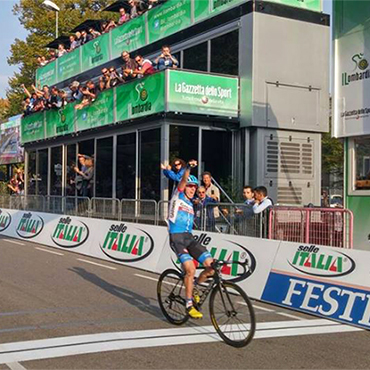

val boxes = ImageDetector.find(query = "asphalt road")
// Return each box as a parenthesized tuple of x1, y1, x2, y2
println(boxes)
(0, 235, 369, 369)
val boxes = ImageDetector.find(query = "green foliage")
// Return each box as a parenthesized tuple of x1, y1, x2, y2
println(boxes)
(0, 182, 9, 196)
(219, 176, 243, 203)
(322, 131, 344, 175)
(6, 0, 116, 116)
(0, 99, 10, 122)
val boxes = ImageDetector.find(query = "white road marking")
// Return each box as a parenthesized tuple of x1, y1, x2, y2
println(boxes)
(2, 239, 25, 246)
(35, 247, 64, 256)
(253, 304, 274, 312)
(6, 362, 27, 370)
(77, 259, 117, 270)
(275, 312, 306, 321)
(0, 320, 361, 364)
(135, 273, 159, 282)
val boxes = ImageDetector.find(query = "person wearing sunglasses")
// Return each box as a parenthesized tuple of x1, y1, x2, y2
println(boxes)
(193, 186, 218, 232)
(168, 160, 214, 320)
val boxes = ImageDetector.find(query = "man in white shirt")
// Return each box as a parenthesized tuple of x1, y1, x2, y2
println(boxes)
(253, 186, 273, 214)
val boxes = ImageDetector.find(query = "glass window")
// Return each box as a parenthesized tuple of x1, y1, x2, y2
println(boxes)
(96, 137, 113, 198)
(183, 42, 208, 72)
(211, 30, 239, 76)
(140, 128, 160, 200)
(27, 150, 36, 195)
(77, 139, 95, 197)
(38, 149, 48, 195)
(117, 133, 136, 199)
(355, 137, 370, 190)
(50, 146, 63, 195)
(202, 130, 232, 187)
(66, 144, 77, 196)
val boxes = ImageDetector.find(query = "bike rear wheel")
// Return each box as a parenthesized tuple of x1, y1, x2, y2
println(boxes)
(209, 281, 255, 347)
(157, 269, 189, 325)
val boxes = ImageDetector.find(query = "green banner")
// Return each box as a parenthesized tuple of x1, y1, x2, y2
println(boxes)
(111, 16, 146, 59)
(45, 103, 76, 138)
(58, 49, 81, 81)
(21, 112, 45, 144)
(147, 0, 192, 44)
(81, 32, 110, 72)
(167, 70, 239, 117)
(76, 89, 114, 132)
(35, 61, 57, 88)
(116, 73, 165, 121)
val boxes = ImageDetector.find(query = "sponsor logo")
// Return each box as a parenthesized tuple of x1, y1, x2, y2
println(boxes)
(172, 233, 256, 282)
(16, 212, 44, 239)
(91, 41, 103, 64)
(289, 245, 355, 278)
(51, 217, 89, 248)
(342, 53, 370, 86)
(100, 223, 154, 262)
(132, 82, 152, 115)
(0, 209, 11, 232)
(341, 107, 370, 121)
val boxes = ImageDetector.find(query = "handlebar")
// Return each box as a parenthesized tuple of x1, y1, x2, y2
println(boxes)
(211, 258, 251, 276)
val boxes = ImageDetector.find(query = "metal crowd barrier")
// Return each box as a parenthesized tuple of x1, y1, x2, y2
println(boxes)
(0, 195, 354, 248)
(268, 207, 354, 249)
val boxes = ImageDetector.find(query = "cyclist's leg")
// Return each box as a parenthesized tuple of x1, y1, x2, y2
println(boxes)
(197, 256, 214, 285)
(187, 238, 214, 284)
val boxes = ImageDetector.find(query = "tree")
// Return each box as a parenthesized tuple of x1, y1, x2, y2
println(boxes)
(6, 0, 115, 116)
(0, 99, 10, 123)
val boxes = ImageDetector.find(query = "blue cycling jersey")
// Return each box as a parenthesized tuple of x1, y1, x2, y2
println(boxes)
(168, 188, 194, 234)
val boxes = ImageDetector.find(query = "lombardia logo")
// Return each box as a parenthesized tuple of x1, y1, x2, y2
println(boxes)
(100, 223, 154, 262)
(172, 233, 256, 283)
(288, 245, 355, 278)
(342, 53, 370, 86)
(51, 217, 89, 248)
(16, 212, 44, 239)
(0, 209, 11, 232)
(132, 82, 151, 115)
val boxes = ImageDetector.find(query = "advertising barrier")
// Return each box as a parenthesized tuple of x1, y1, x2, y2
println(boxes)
(45, 102, 76, 138)
(81, 32, 111, 72)
(35, 60, 57, 88)
(0, 119, 24, 165)
(21, 112, 45, 144)
(261, 241, 370, 330)
(57, 49, 81, 82)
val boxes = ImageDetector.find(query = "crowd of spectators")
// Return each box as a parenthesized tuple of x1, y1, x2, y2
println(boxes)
(36, 0, 165, 66)
(8, 168, 24, 195)
(23, 44, 178, 116)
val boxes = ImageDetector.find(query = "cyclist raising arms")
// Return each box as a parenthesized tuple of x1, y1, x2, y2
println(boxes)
(168, 159, 214, 319)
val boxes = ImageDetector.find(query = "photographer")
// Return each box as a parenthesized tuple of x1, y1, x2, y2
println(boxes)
(154, 45, 179, 71)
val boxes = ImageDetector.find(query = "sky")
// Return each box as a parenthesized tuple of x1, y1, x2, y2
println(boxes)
(0, 0, 333, 100)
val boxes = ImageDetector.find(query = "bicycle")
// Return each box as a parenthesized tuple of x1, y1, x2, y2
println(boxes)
(157, 259, 256, 348)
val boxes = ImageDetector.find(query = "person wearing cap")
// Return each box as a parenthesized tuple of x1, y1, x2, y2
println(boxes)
(167, 160, 214, 319)
(69, 81, 83, 102)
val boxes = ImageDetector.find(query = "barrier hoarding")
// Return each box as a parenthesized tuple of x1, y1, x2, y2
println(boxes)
(81, 32, 110, 72)
(57, 49, 81, 82)
(116, 72, 165, 121)
(35, 60, 57, 88)
(167, 70, 239, 117)
(261, 241, 370, 330)
(147, 0, 192, 44)
(111, 16, 146, 59)
(75, 88, 114, 132)
(45, 103, 76, 138)
(0, 119, 24, 165)
(21, 112, 45, 144)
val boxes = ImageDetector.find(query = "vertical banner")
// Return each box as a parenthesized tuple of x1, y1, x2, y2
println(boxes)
(147, 0, 192, 44)
(111, 17, 146, 59)
(57, 49, 81, 82)
(45, 103, 76, 138)
(35, 61, 57, 88)
(75, 89, 114, 132)
(115, 73, 165, 121)
(81, 33, 110, 72)
(21, 112, 45, 143)
(0, 119, 24, 165)
(167, 70, 239, 117)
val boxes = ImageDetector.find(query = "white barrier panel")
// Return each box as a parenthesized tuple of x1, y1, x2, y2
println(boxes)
(0, 208, 280, 300)
(261, 241, 370, 330)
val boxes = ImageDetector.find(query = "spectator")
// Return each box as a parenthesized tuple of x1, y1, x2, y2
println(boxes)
(100, 67, 110, 90)
(57, 44, 67, 57)
(202, 171, 220, 219)
(193, 186, 218, 231)
(15, 169, 24, 195)
(81, 30, 93, 45)
(129, 55, 155, 78)
(102, 20, 117, 33)
(98, 76, 107, 92)
(108, 67, 123, 87)
(48, 49, 57, 62)
(74, 156, 94, 197)
(75, 81, 97, 110)
(8, 175, 19, 195)
(118, 7, 130, 25)
(253, 186, 273, 214)
(128, 0, 139, 18)
(22, 97, 32, 116)
(242, 185, 255, 206)
(89, 27, 101, 39)
(154, 45, 179, 70)
(121, 51, 138, 81)
(37, 56, 47, 66)
(68, 81, 83, 102)
(161, 158, 186, 184)
(69, 35, 79, 51)
(75, 31, 83, 46)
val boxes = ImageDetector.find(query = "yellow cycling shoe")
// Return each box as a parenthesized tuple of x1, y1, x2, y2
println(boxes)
(193, 290, 201, 305)
(187, 305, 203, 319)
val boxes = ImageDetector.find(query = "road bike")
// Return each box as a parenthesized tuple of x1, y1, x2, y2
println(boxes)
(157, 260, 256, 348)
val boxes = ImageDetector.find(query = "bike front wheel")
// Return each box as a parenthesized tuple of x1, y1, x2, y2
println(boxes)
(157, 269, 189, 326)
(209, 281, 256, 348)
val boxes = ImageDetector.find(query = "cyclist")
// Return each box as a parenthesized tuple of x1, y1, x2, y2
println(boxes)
(168, 159, 214, 319)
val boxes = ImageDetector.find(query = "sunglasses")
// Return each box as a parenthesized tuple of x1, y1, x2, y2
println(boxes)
(174, 162, 181, 166)
(198, 191, 205, 194)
